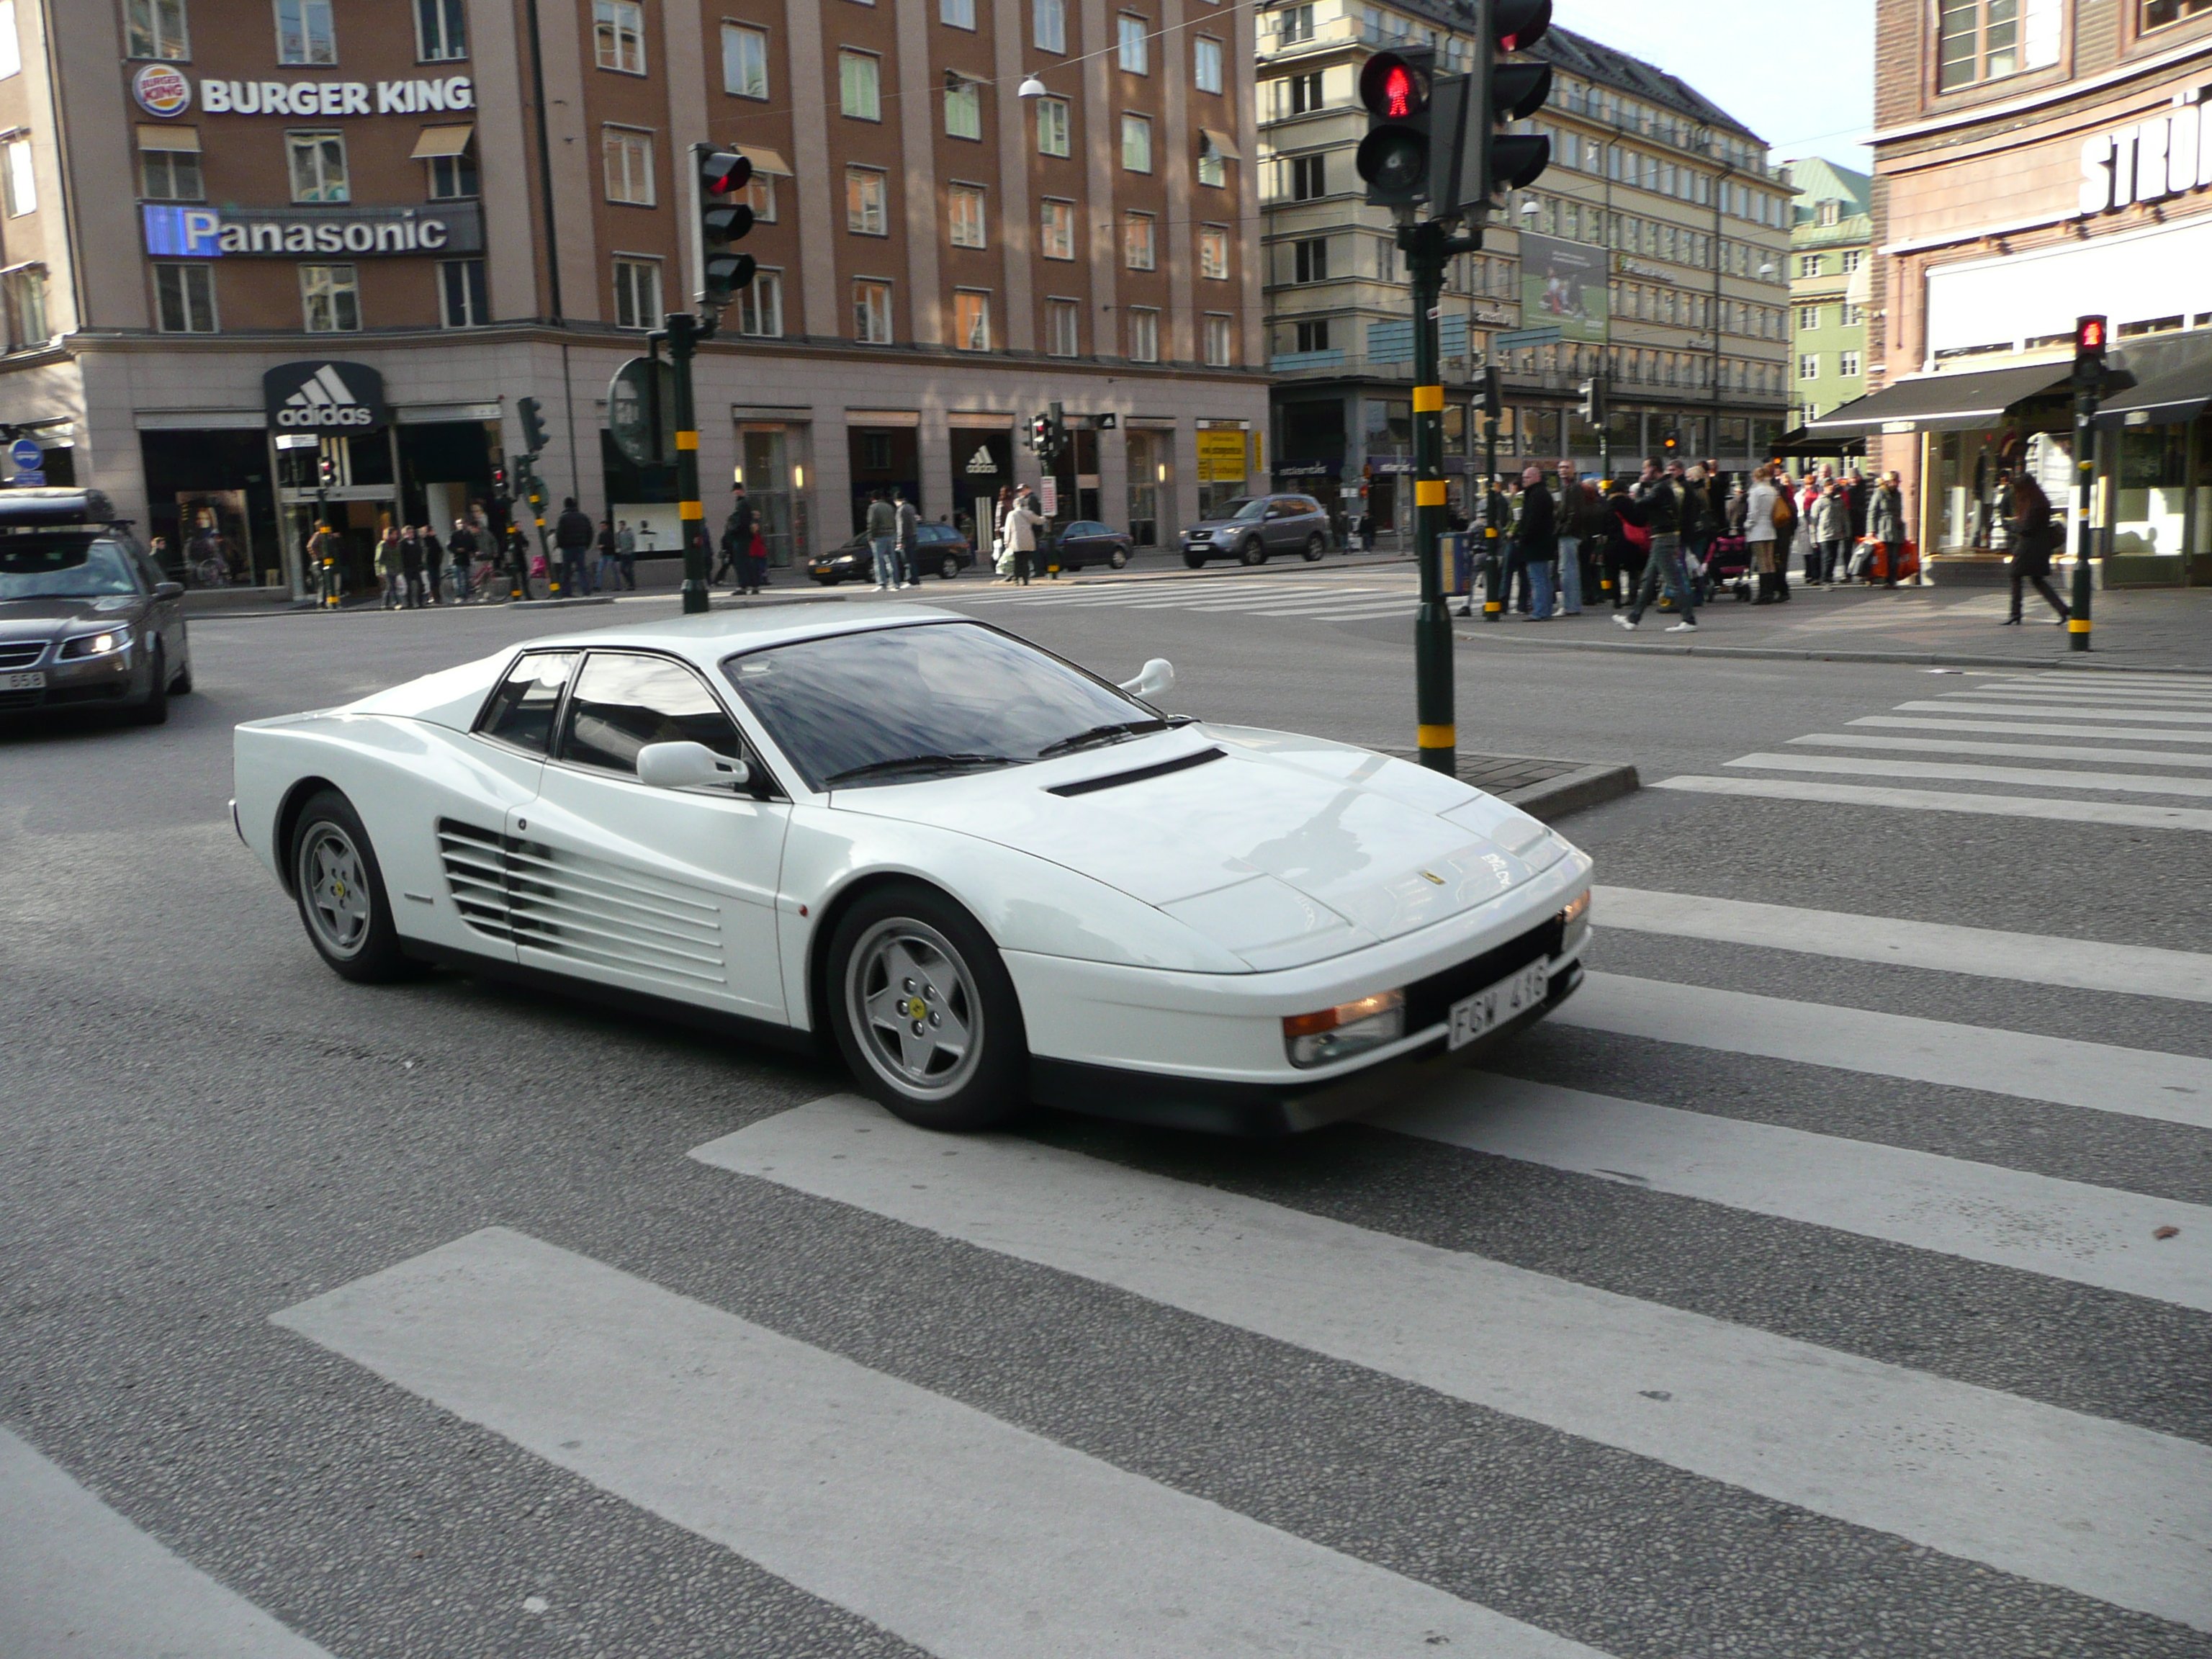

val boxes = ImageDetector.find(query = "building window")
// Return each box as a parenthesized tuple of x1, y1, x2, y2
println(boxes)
(1123, 211, 1155, 270)
(1039, 197, 1075, 259)
(300, 263, 361, 332)
(1121, 113, 1152, 172)
(941, 0, 976, 26)
(1194, 35, 1222, 93)
(954, 288, 991, 351)
(854, 278, 893, 343)
(0, 137, 30, 218)
(1798, 305, 1821, 330)
(721, 23, 768, 97)
(276, 0, 336, 65)
(127, 0, 189, 60)
(1034, 0, 1066, 53)
(594, 0, 644, 72)
(1287, 153, 1326, 200)
(1842, 301, 1864, 325)
(840, 50, 881, 120)
(5, 264, 48, 346)
(1799, 253, 1822, 277)
(736, 269, 783, 337)
(1036, 96, 1070, 156)
(846, 166, 887, 234)
(1839, 349, 1861, 377)
(1046, 297, 1079, 356)
(945, 77, 982, 140)
(1292, 237, 1327, 282)
(1938, 0, 2060, 91)
(286, 132, 349, 204)
(1198, 136, 1227, 188)
(602, 127, 655, 204)
(154, 261, 216, 333)
(141, 144, 204, 202)
(1203, 313, 1232, 367)
(2145, 0, 2212, 27)
(611, 256, 661, 328)
(439, 257, 487, 326)
(949, 183, 987, 248)
(1798, 353, 1819, 380)
(0, 4, 15, 81)
(745, 171, 778, 222)
(1199, 224, 1228, 280)
(1283, 71, 1323, 114)
(1277, 4, 1314, 45)
(1118, 14, 1148, 73)
(427, 149, 478, 198)
(1841, 249, 1863, 273)
(1128, 305, 1158, 362)
(416, 0, 467, 61)
(1294, 318, 1329, 354)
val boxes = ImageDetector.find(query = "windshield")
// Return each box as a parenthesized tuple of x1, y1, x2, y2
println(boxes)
(724, 621, 1154, 790)
(1223, 498, 1263, 522)
(0, 536, 143, 601)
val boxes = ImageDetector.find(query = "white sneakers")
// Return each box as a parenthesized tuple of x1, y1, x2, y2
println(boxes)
(1613, 613, 1637, 631)
(1668, 620, 1698, 632)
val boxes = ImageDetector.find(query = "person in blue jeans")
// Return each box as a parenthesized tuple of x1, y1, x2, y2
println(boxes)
(1614, 464, 1699, 632)
(864, 489, 899, 590)
(1515, 466, 1559, 620)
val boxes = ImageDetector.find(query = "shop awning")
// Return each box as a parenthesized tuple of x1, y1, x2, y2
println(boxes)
(1200, 127, 1241, 161)
(136, 123, 200, 152)
(1771, 426, 1866, 459)
(410, 125, 475, 159)
(736, 145, 791, 176)
(1804, 361, 2074, 436)
(2095, 329, 2212, 429)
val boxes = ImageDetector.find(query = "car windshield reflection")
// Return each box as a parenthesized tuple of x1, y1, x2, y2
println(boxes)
(0, 536, 142, 601)
(1224, 499, 1264, 521)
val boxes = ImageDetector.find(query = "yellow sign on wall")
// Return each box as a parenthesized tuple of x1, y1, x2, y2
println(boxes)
(1195, 429, 1249, 485)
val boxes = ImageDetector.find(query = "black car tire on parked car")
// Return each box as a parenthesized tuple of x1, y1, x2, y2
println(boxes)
(1238, 538, 1266, 566)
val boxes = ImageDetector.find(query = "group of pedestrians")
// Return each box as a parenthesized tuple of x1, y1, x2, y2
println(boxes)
(374, 520, 486, 609)
(863, 487, 927, 591)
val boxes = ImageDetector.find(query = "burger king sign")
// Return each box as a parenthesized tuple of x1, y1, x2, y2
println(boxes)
(134, 63, 193, 117)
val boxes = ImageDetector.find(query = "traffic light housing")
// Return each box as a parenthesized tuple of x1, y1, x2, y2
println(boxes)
(697, 147, 757, 307)
(518, 395, 549, 457)
(490, 465, 506, 495)
(1478, 364, 1503, 422)
(1356, 48, 1436, 208)
(2073, 314, 2108, 389)
(1577, 377, 1602, 426)
(316, 452, 336, 490)
(1468, 0, 1554, 206)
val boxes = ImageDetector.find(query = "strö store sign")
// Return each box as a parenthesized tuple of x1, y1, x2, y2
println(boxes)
(142, 202, 484, 258)
(2080, 96, 2212, 215)
(131, 65, 474, 118)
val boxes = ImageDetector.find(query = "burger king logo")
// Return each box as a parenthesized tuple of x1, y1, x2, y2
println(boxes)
(132, 63, 192, 118)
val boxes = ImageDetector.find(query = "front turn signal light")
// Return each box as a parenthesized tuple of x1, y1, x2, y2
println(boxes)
(1284, 989, 1406, 1069)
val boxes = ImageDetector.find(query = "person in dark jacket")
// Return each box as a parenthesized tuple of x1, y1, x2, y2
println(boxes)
(1617, 465, 1697, 631)
(418, 523, 446, 603)
(446, 518, 477, 601)
(2003, 472, 2069, 625)
(397, 522, 426, 608)
(1516, 467, 1560, 620)
(554, 497, 597, 595)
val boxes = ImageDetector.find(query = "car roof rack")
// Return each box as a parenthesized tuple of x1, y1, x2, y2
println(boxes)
(0, 487, 118, 528)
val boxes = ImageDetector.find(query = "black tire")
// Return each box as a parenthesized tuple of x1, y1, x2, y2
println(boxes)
(826, 882, 1028, 1132)
(289, 788, 420, 984)
(130, 647, 169, 725)
(1109, 548, 1129, 569)
(1182, 552, 1207, 569)
(1302, 534, 1327, 562)
(169, 652, 193, 694)
(1238, 538, 1266, 566)
(939, 554, 960, 580)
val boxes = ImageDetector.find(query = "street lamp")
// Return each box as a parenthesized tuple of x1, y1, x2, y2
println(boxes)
(1017, 73, 1048, 97)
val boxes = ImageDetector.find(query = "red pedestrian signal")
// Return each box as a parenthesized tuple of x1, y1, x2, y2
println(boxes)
(2076, 315, 2107, 354)
(1357, 50, 1437, 207)
(697, 146, 757, 306)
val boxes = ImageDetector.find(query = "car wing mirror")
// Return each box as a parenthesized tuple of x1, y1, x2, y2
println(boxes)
(1118, 658, 1174, 700)
(637, 740, 751, 791)
(151, 581, 185, 601)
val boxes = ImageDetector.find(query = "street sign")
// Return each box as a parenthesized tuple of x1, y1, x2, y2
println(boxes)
(606, 357, 676, 468)
(1040, 477, 1058, 516)
(12, 470, 44, 487)
(10, 438, 42, 472)
(1493, 325, 1563, 351)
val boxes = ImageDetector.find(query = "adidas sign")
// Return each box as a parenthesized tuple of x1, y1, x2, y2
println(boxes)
(264, 359, 387, 433)
(277, 364, 374, 428)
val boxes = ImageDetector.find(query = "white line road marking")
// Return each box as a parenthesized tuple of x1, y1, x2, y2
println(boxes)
(274, 1228, 1609, 1659)
(1853, 714, 2212, 745)
(1792, 732, 2212, 768)
(1727, 751, 2212, 798)
(1375, 1073, 2212, 1310)
(1973, 683, 2212, 704)
(694, 1098, 2212, 1634)
(1915, 699, 2212, 724)
(1591, 885, 2212, 1002)
(1653, 773, 2212, 832)
(1560, 971, 2212, 1127)
(0, 1426, 336, 1658)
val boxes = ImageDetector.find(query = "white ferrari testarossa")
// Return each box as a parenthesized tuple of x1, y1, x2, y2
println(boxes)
(233, 607, 1592, 1133)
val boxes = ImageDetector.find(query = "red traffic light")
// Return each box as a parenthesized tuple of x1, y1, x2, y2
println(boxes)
(699, 149, 752, 197)
(1381, 64, 1416, 118)
(1494, 0, 1553, 53)
(1359, 52, 1431, 119)
(2076, 315, 2108, 354)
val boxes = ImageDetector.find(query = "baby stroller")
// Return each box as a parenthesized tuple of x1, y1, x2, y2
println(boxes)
(1696, 534, 1752, 603)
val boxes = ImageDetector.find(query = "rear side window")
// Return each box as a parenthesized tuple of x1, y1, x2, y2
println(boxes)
(559, 651, 745, 775)
(477, 651, 579, 754)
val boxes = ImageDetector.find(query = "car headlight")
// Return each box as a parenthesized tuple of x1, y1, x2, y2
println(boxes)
(1559, 888, 1591, 951)
(1283, 990, 1406, 1069)
(59, 626, 132, 660)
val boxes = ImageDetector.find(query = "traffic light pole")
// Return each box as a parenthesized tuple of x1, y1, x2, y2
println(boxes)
(1402, 218, 1480, 775)
(2069, 383, 2097, 654)
(665, 310, 715, 616)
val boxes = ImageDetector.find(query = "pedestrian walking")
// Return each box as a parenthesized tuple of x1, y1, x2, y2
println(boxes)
(895, 491, 922, 589)
(552, 497, 595, 597)
(1516, 466, 1560, 621)
(1743, 464, 1784, 603)
(596, 516, 620, 592)
(866, 489, 900, 590)
(1556, 462, 1600, 616)
(616, 520, 638, 590)
(374, 525, 403, 608)
(2002, 472, 2070, 626)
(1616, 462, 1697, 632)
(1810, 484, 1851, 586)
(419, 523, 446, 603)
(397, 523, 426, 608)
(1868, 471, 1910, 588)
(446, 518, 477, 601)
(1004, 488, 1045, 586)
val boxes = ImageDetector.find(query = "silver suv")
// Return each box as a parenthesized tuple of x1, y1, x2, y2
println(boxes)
(1179, 494, 1331, 569)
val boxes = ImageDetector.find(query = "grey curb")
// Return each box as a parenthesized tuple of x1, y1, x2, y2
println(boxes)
(1501, 762, 1642, 822)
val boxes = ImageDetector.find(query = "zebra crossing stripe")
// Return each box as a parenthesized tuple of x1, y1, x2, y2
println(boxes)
(0, 1426, 336, 1658)
(274, 1228, 1609, 1659)
(1375, 1073, 2212, 1310)
(1972, 681, 2212, 704)
(1591, 886, 2212, 1002)
(693, 1097, 2212, 1633)
(1851, 714, 2212, 745)
(1561, 971, 2212, 1128)
(1791, 732, 2212, 768)
(1907, 699, 2212, 725)
(1726, 751, 2212, 798)
(1652, 773, 2212, 832)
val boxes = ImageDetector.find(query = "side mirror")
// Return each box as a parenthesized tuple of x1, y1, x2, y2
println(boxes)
(637, 740, 751, 791)
(152, 581, 185, 601)
(1118, 657, 1174, 700)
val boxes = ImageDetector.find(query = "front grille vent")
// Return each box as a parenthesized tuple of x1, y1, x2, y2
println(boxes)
(0, 644, 45, 670)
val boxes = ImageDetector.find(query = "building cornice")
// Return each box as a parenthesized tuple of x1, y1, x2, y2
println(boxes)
(1871, 36, 2212, 148)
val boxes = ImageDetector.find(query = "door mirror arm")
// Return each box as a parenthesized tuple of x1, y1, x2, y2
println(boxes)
(1117, 657, 1174, 701)
(637, 739, 752, 792)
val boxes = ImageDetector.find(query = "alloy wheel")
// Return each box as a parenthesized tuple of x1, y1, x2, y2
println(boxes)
(300, 823, 372, 958)
(845, 918, 984, 1100)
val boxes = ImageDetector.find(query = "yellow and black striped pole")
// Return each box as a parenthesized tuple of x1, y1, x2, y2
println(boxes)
(1405, 218, 1457, 775)
(666, 310, 712, 616)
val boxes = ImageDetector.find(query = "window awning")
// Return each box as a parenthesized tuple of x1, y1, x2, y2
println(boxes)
(2095, 329, 2212, 430)
(409, 124, 475, 160)
(1803, 361, 2074, 436)
(136, 123, 200, 153)
(737, 145, 791, 176)
(1199, 127, 1240, 161)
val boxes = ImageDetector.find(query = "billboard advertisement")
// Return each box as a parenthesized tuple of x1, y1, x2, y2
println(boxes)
(1519, 234, 1610, 344)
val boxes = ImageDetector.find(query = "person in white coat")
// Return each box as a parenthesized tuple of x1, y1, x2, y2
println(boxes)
(1744, 465, 1781, 602)
(1003, 490, 1045, 586)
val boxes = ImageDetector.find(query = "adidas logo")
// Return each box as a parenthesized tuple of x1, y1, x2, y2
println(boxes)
(964, 444, 999, 475)
(276, 364, 374, 428)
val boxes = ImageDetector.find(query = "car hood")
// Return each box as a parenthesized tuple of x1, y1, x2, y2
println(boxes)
(1184, 518, 1260, 536)
(0, 595, 146, 640)
(836, 725, 1570, 970)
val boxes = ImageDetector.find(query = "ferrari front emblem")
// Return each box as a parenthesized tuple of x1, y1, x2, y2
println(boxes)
(906, 996, 927, 1019)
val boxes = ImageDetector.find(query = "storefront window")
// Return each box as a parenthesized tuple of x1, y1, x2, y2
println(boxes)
(2112, 424, 2190, 558)
(2194, 415, 2212, 557)
(739, 426, 807, 568)
(1126, 429, 1161, 544)
(1364, 399, 1411, 454)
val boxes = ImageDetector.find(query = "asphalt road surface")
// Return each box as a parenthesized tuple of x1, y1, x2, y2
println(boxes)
(3, 569, 2208, 1658)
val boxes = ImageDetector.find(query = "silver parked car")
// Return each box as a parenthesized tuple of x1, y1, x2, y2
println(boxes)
(0, 489, 192, 724)
(1179, 494, 1332, 568)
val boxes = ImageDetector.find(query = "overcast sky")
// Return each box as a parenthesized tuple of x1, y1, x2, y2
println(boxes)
(1550, 0, 1876, 174)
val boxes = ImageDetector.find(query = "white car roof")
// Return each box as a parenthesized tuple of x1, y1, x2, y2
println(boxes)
(523, 601, 960, 671)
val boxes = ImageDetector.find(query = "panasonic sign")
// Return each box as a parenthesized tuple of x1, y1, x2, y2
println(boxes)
(143, 202, 483, 259)
(263, 361, 388, 433)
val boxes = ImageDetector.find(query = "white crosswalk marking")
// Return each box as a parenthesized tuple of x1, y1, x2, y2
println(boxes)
(0, 1426, 336, 1658)
(276, 1228, 1609, 1659)
(1793, 731, 2212, 768)
(1727, 750, 2212, 797)
(1853, 712, 2212, 743)
(1375, 1073, 2212, 1310)
(1655, 771, 2212, 830)
(1966, 680, 2212, 703)
(1560, 971, 2212, 1125)
(1592, 885, 2212, 1000)
(1903, 698, 2212, 724)
(693, 1097, 2212, 1634)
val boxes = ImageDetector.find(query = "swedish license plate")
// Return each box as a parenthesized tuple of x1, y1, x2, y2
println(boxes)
(2, 670, 44, 690)
(1448, 960, 1550, 1050)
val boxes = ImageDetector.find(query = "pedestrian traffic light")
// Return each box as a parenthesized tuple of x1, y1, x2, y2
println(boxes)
(1577, 377, 1602, 426)
(518, 395, 549, 457)
(1467, 0, 1554, 207)
(1356, 48, 1436, 208)
(2073, 314, 2108, 388)
(1028, 413, 1052, 454)
(490, 464, 506, 495)
(697, 146, 757, 307)
(316, 452, 336, 490)
(1478, 364, 1503, 422)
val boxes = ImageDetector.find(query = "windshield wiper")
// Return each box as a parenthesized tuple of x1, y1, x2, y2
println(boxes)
(824, 752, 1017, 786)
(1035, 718, 1172, 759)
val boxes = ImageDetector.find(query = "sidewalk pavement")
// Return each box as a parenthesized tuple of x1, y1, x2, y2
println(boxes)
(1455, 582, 2212, 674)
(1384, 749, 1640, 822)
